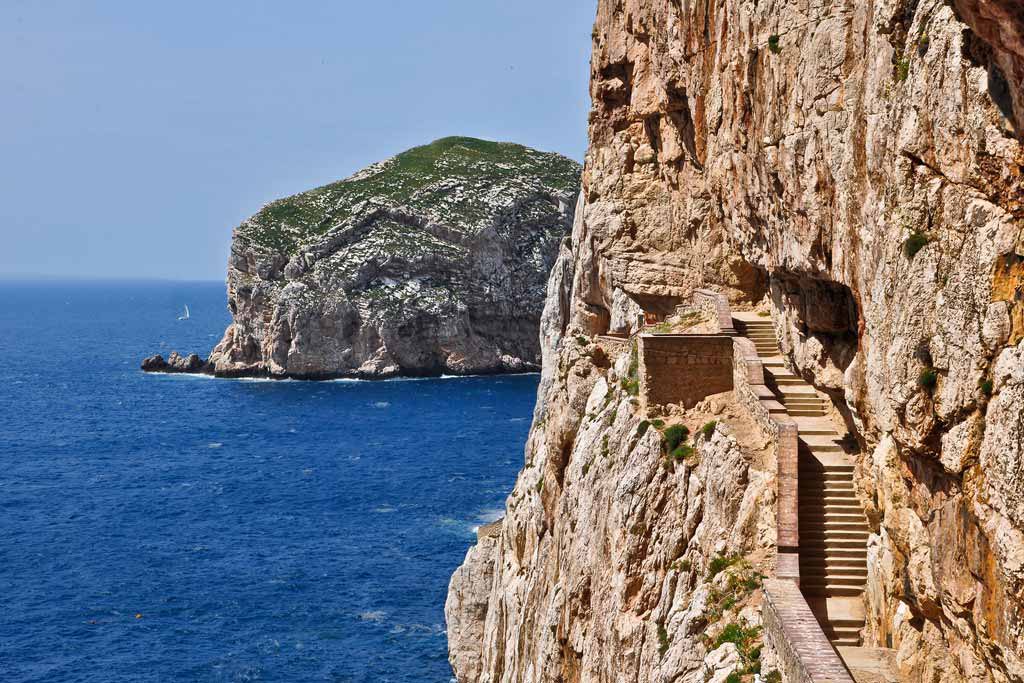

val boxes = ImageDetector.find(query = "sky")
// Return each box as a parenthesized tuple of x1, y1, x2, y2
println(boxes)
(0, 1, 596, 280)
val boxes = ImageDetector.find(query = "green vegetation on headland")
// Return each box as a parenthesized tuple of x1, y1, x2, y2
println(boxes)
(239, 136, 582, 253)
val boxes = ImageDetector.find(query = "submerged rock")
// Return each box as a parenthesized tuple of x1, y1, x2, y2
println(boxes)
(205, 136, 582, 379)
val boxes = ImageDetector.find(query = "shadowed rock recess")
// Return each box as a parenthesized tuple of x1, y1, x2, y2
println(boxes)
(446, 1, 1024, 682)
(204, 137, 581, 379)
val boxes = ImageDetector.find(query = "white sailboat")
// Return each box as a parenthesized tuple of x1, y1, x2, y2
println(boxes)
(178, 305, 190, 321)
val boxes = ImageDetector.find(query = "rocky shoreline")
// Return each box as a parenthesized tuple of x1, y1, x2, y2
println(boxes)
(141, 350, 540, 380)
(141, 352, 210, 375)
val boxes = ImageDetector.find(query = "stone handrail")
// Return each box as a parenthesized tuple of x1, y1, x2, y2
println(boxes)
(762, 579, 856, 683)
(732, 336, 799, 564)
(693, 288, 737, 335)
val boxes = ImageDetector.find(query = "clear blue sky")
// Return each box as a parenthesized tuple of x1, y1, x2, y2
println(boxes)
(1, 1, 595, 280)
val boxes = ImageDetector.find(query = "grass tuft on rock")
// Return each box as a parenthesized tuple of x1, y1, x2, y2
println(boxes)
(896, 58, 911, 82)
(657, 623, 670, 658)
(919, 368, 938, 391)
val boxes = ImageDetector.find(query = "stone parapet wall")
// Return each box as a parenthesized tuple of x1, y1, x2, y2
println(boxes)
(763, 579, 856, 683)
(638, 334, 734, 408)
(733, 337, 800, 553)
(693, 288, 737, 335)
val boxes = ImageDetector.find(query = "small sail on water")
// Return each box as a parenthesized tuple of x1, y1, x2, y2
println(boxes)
(178, 305, 190, 321)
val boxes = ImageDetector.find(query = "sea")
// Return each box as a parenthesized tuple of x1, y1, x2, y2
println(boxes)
(0, 280, 535, 682)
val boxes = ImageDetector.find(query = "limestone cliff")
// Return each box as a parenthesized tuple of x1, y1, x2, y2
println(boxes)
(206, 137, 580, 379)
(447, 1, 1024, 681)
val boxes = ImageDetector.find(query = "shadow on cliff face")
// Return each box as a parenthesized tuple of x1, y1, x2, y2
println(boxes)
(768, 271, 864, 440)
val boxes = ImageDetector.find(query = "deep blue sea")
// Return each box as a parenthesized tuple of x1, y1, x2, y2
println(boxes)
(0, 281, 534, 682)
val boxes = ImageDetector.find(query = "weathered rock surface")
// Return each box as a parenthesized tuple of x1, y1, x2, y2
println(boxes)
(207, 137, 581, 379)
(447, 1, 1024, 681)
(445, 267, 778, 680)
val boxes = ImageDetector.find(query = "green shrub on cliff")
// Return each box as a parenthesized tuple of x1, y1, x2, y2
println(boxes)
(671, 444, 695, 462)
(663, 425, 690, 452)
(707, 554, 741, 580)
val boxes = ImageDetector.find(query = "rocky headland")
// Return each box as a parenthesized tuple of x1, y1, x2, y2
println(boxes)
(446, 1, 1024, 682)
(143, 137, 581, 379)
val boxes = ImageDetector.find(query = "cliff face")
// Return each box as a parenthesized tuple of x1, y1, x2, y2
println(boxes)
(207, 137, 581, 379)
(447, 1, 1024, 681)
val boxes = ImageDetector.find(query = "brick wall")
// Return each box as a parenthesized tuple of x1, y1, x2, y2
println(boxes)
(638, 335, 734, 409)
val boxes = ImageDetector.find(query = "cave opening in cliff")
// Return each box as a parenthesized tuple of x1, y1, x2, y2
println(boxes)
(769, 272, 863, 437)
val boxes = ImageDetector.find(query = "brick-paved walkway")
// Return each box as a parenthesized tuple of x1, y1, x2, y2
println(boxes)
(763, 579, 857, 682)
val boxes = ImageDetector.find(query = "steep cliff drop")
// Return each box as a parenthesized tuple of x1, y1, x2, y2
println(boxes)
(447, 2, 1024, 682)
(145, 137, 581, 379)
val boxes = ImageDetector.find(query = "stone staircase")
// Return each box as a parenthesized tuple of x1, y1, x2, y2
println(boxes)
(737, 316, 868, 648)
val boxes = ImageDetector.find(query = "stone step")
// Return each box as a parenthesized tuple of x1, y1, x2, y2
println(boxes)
(799, 494, 860, 504)
(801, 577, 867, 589)
(786, 402, 828, 410)
(800, 485, 856, 495)
(828, 633, 867, 646)
(801, 546, 867, 557)
(800, 506, 865, 516)
(806, 581, 869, 594)
(803, 539, 869, 550)
(798, 471, 856, 481)
(778, 385, 818, 396)
(800, 487, 857, 497)
(817, 499, 860, 509)
(801, 567, 868, 581)
(829, 635, 863, 646)
(801, 587, 865, 598)
(799, 473, 855, 482)
(803, 557, 868, 570)
(799, 436, 845, 452)
(802, 523, 869, 534)
(801, 532, 869, 540)
(800, 465, 855, 475)
(796, 423, 840, 435)
(800, 492, 860, 501)
(799, 473, 856, 483)
(789, 410, 828, 416)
